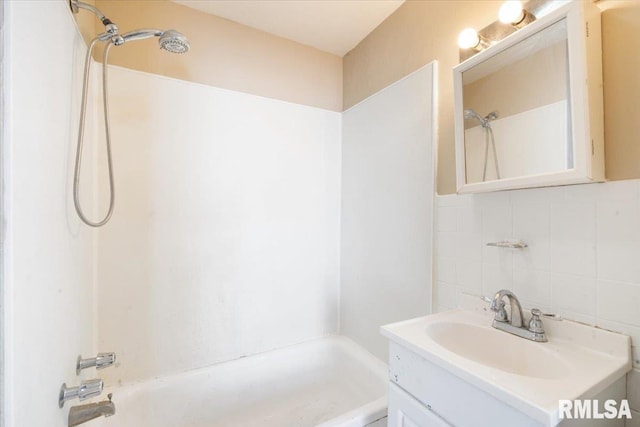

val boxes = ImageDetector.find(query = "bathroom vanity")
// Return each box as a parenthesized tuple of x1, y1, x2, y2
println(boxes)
(381, 299, 631, 427)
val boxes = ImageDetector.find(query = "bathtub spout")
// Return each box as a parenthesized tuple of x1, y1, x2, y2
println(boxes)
(68, 394, 115, 427)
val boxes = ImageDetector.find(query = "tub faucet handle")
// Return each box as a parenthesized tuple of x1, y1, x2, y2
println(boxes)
(59, 379, 104, 408)
(77, 352, 116, 375)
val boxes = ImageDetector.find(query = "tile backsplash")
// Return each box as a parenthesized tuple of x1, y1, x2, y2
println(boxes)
(435, 180, 640, 414)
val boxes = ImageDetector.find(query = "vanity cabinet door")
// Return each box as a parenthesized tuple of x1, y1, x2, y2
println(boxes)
(388, 383, 451, 427)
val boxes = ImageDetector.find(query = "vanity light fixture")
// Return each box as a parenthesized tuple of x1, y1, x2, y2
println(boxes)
(457, 28, 490, 52)
(498, 0, 536, 29)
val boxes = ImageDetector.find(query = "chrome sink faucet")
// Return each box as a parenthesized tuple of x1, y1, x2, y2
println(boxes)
(486, 289, 548, 342)
(490, 289, 524, 327)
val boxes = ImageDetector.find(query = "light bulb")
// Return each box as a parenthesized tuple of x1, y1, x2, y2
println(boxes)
(457, 28, 480, 50)
(499, 0, 525, 25)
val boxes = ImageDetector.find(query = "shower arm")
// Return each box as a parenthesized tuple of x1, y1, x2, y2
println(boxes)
(69, 0, 123, 44)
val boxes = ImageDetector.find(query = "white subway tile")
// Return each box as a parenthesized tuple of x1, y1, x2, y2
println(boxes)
(551, 202, 596, 241)
(514, 268, 551, 307)
(554, 308, 596, 326)
(519, 299, 552, 314)
(457, 203, 482, 234)
(458, 194, 476, 205)
(483, 204, 513, 241)
(456, 232, 482, 262)
(438, 205, 457, 232)
(483, 261, 513, 296)
(596, 318, 640, 348)
(513, 203, 551, 271)
(596, 180, 640, 201)
(437, 257, 456, 284)
(437, 194, 463, 207)
(435, 282, 457, 311)
(628, 369, 640, 412)
(510, 186, 565, 204)
(456, 260, 482, 293)
(597, 200, 640, 242)
(551, 273, 596, 317)
(564, 183, 602, 202)
(437, 232, 456, 258)
(551, 240, 597, 277)
(476, 191, 511, 207)
(597, 280, 640, 329)
(483, 245, 513, 271)
(513, 203, 551, 237)
(598, 242, 640, 283)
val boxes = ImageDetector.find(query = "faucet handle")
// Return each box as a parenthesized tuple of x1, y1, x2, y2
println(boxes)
(59, 379, 104, 408)
(77, 352, 116, 375)
(482, 295, 508, 322)
(528, 308, 545, 333)
(78, 379, 104, 400)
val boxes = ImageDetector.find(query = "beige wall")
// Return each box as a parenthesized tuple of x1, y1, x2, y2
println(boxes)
(600, 1, 640, 181)
(463, 41, 567, 129)
(343, 0, 502, 195)
(344, 0, 640, 194)
(73, 0, 97, 43)
(73, 0, 342, 111)
(72, 1, 640, 188)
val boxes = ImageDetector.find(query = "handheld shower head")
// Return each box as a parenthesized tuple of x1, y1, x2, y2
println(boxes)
(464, 108, 498, 128)
(464, 108, 483, 122)
(159, 30, 190, 54)
(119, 29, 190, 54)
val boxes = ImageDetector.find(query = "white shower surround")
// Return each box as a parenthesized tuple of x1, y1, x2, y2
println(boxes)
(97, 65, 342, 385)
(2, 1, 98, 425)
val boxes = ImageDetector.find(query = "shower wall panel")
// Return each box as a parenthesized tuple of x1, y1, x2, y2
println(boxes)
(340, 63, 436, 361)
(97, 67, 341, 385)
(3, 1, 98, 425)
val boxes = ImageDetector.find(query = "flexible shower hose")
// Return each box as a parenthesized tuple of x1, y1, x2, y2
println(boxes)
(482, 125, 501, 182)
(73, 38, 115, 227)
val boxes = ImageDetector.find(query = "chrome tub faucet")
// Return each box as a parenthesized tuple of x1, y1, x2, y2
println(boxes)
(68, 394, 115, 427)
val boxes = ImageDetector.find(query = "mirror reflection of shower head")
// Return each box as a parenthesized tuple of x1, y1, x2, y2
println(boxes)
(464, 108, 498, 128)
(464, 108, 483, 121)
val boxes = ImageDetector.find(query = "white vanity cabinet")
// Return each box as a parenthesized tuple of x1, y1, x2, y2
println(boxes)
(381, 309, 631, 427)
(388, 382, 449, 427)
(387, 342, 542, 427)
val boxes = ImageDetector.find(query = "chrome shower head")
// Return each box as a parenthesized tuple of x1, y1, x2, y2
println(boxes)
(464, 108, 498, 128)
(119, 29, 190, 54)
(464, 108, 483, 121)
(159, 30, 190, 54)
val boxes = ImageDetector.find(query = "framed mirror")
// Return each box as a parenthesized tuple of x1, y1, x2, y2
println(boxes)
(453, 1, 604, 193)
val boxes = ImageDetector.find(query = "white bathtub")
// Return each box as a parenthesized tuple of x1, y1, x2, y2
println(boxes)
(100, 336, 388, 427)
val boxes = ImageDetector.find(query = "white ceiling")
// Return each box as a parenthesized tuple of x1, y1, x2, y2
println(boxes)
(172, 0, 405, 56)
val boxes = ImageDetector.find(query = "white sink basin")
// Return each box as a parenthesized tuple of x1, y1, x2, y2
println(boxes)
(426, 322, 569, 379)
(381, 302, 631, 425)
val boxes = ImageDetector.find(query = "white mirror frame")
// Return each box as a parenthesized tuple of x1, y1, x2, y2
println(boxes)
(453, 1, 604, 194)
